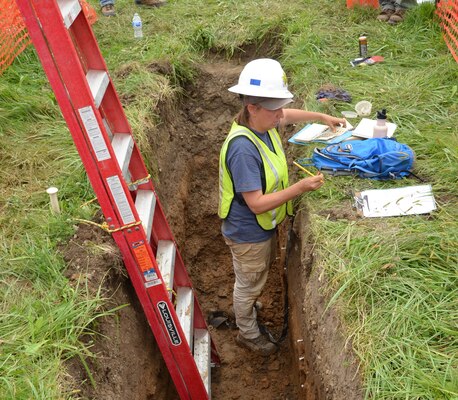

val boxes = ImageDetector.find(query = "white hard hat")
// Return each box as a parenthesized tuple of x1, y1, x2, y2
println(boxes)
(228, 58, 294, 99)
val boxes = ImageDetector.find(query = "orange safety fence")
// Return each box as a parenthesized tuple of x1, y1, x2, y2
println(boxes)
(0, 0, 31, 75)
(0, 0, 97, 75)
(436, 0, 458, 63)
(347, 0, 379, 7)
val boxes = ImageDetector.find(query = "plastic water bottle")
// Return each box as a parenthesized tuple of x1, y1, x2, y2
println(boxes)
(132, 13, 143, 39)
(373, 109, 388, 138)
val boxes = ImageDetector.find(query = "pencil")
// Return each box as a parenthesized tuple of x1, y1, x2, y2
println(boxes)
(293, 161, 316, 177)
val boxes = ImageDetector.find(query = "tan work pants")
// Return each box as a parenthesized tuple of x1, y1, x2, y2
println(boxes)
(224, 234, 276, 339)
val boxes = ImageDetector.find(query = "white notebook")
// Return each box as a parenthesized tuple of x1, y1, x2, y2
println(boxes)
(294, 121, 353, 143)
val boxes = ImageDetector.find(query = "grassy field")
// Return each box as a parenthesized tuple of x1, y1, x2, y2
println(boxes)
(1, 0, 456, 398)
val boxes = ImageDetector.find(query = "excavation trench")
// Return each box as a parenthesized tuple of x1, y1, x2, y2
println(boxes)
(64, 57, 362, 399)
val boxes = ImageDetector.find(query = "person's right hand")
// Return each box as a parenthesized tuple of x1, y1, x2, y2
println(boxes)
(300, 173, 324, 192)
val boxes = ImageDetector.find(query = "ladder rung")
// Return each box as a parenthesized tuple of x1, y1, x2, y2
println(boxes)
(176, 286, 194, 347)
(135, 190, 156, 242)
(86, 70, 109, 108)
(112, 133, 134, 177)
(194, 329, 211, 397)
(156, 240, 175, 295)
(57, 0, 81, 29)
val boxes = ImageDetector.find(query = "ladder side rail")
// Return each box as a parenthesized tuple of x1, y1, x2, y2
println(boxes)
(150, 194, 178, 242)
(194, 296, 220, 365)
(170, 244, 198, 287)
(125, 145, 156, 190)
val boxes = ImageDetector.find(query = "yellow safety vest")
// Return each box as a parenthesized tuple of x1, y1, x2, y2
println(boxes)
(218, 122, 293, 230)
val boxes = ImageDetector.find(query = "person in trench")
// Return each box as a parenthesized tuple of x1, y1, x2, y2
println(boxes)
(218, 58, 345, 356)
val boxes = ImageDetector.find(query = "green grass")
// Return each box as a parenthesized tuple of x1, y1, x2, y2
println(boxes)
(1, 0, 456, 398)
(312, 215, 457, 399)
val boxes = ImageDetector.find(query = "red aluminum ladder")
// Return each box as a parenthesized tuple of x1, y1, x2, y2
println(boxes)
(15, 1, 220, 398)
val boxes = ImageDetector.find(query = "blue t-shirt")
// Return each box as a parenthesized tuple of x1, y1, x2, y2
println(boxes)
(221, 130, 276, 243)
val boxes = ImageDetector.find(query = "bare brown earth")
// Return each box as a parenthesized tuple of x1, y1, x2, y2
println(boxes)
(63, 55, 363, 399)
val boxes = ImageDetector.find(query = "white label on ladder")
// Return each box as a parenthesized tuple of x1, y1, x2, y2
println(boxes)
(145, 279, 162, 288)
(78, 106, 111, 161)
(144, 268, 158, 281)
(106, 175, 136, 224)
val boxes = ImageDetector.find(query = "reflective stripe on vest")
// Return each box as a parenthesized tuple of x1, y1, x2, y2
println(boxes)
(218, 122, 293, 230)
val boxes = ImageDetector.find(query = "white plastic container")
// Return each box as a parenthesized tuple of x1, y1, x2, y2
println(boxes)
(355, 100, 372, 117)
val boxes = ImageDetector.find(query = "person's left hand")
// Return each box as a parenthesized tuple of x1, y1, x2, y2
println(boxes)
(322, 115, 346, 132)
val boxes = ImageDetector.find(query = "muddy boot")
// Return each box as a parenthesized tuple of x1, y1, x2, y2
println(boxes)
(235, 333, 277, 356)
(376, 8, 394, 22)
(101, 4, 116, 16)
(388, 8, 406, 24)
(135, 0, 167, 6)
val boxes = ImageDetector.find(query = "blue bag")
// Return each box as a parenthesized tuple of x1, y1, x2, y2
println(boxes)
(302, 138, 415, 180)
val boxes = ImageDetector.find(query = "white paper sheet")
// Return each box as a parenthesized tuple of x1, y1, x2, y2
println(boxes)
(354, 185, 436, 217)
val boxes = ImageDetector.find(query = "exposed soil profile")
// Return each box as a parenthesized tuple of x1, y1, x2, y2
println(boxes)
(63, 55, 363, 399)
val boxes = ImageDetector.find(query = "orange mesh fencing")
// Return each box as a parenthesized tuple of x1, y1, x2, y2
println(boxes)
(347, 0, 379, 8)
(0, 0, 97, 75)
(0, 0, 31, 75)
(436, 0, 458, 63)
(82, 0, 99, 25)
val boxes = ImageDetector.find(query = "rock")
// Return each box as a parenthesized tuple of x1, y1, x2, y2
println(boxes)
(260, 377, 270, 389)
(268, 360, 280, 371)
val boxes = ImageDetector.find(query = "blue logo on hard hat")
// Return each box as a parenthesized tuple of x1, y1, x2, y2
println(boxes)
(250, 79, 261, 86)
